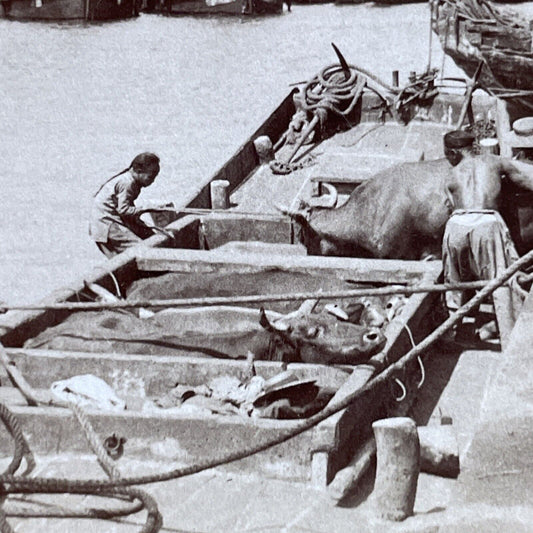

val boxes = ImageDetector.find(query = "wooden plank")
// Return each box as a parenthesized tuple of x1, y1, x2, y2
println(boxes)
(134, 248, 441, 284)
(6, 348, 351, 396)
(199, 216, 292, 250)
(313, 270, 441, 477)
(0, 397, 323, 481)
(496, 98, 513, 158)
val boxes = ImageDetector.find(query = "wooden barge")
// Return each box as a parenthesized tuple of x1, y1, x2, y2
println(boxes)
(0, 0, 139, 21)
(145, 0, 282, 17)
(1, 60, 532, 490)
(431, 0, 533, 115)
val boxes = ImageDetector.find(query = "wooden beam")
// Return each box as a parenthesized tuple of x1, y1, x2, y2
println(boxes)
(134, 248, 440, 284)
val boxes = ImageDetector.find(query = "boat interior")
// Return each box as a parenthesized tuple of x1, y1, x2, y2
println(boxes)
(1, 82, 532, 487)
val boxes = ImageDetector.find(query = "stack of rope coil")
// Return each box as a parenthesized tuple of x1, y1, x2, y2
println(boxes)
(297, 63, 369, 127)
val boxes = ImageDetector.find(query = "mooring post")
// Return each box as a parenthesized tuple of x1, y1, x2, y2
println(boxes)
(253, 135, 274, 163)
(392, 70, 399, 88)
(372, 417, 420, 521)
(209, 179, 230, 210)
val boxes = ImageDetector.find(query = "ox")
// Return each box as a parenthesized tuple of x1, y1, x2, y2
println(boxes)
(279, 154, 533, 260)
(255, 307, 386, 365)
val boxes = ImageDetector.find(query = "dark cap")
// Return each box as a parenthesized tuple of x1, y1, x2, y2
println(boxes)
(443, 130, 475, 151)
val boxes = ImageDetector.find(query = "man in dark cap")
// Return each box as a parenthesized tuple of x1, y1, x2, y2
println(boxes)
(441, 131, 533, 341)
(90, 152, 170, 258)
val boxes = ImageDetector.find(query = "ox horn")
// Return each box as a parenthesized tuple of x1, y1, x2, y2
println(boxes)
(259, 307, 297, 349)
(307, 183, 338, 209)
(272, 203, 303, 217)
(259, 307, 290, 332)
(283, 298, 320, 320)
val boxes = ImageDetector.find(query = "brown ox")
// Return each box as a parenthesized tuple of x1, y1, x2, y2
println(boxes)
(280, 154, 533, 260)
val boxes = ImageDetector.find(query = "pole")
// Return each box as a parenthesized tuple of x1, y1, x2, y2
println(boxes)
(0, 280, 491, 313)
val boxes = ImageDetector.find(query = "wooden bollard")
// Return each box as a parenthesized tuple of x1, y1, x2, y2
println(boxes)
(210, 180, 230, 210)
(253, 135, 274, 163)
(392, 70, 399, 88)
(372, 417, 420, 521)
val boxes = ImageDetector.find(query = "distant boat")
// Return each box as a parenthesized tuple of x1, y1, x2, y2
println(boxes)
(431, 0, 533, 115)
(0, 0, 140, 21)
(147, 0, 283, 15)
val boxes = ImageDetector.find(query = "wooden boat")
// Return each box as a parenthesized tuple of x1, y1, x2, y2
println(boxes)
(0, 0, 139, 21)
(0, 57, 531, 492)
(431, 0, 533, 115)
(146, 0, 282, 16)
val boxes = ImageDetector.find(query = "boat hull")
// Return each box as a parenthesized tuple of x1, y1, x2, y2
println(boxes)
(0, 0, 139, 21)
(0, 246, 441, 482)
(431, 0, 533, 114)
(150, 0, 282, 16)
(0, 76, 529, 487)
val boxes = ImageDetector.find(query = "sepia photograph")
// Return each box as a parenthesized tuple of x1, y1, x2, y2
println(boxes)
(1, 0, 533, 530)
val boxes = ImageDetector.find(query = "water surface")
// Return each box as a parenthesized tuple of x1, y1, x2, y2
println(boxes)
(0, 4, 471, 302)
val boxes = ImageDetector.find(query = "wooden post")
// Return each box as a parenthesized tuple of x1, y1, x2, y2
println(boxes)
(209, 180, 230, 210)
(372, 417, 420, 521)
(253, 136, 274, 163)
(479, 138, 500, 155)
(327, 436, 376, 502)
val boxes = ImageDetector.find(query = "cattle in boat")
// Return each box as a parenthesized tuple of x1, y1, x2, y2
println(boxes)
(278, 153, 533, 260)
(255, 305, 387, 365)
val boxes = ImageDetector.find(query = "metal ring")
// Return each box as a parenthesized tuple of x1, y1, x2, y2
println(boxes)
(394, 378, 407, 402)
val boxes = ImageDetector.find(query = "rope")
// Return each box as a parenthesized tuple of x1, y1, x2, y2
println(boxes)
(417, 356, 426, 389)
(0, 403, 34, 478)
(0, 280, 491, 313)
(403, 323, 416, 349)
(2, 246, 531, 493)
(301, 64, 366, 120)
(4, 494, 143, 519)
(393, 378, 407, 402)
(69, 402, 122, 480)
(0, 401, 161, 532)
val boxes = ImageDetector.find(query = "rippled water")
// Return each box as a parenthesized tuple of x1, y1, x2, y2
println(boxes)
(0, 3, 501, 302)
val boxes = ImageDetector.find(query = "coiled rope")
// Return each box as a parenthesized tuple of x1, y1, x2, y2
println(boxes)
(270, 60, 404, 175)
(0, 399, 162, 532)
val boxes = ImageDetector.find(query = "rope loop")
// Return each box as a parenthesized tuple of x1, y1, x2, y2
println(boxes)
(417, 356, 426, 389)
(393, 377, 407, 402)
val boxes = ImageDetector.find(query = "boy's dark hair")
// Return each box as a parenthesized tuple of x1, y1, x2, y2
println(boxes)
(130, 152, 160, 173)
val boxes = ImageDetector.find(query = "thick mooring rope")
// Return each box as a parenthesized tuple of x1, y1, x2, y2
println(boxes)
(0, 400, 162, 532)
(69, 402, 122, 480)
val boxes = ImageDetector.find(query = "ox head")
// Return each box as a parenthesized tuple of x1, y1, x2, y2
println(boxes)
(274, 183, 340, 255)
(258, 306, 386, 365)
(274, 182, 338, 217)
